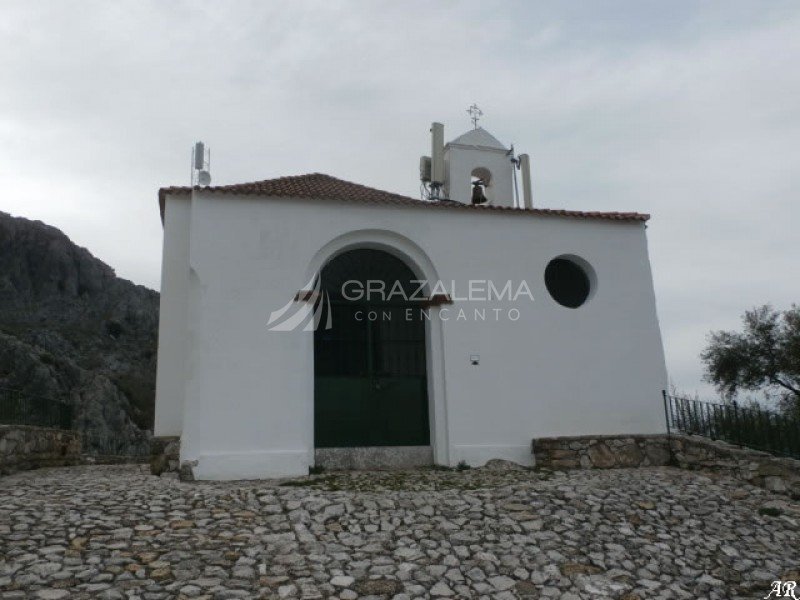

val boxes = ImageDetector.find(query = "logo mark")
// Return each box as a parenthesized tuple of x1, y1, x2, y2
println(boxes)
(266, 275, 332, 332)
(765, 581, 799, 600)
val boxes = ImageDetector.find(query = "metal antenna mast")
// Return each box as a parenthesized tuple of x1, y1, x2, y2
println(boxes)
(191, 141, 211, 187)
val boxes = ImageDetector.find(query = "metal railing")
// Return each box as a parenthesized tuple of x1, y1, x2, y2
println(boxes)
(663, 391, 800, 459)
(0, 387, 73, 430)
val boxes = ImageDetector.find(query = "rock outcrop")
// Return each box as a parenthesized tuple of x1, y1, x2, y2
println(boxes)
(0, 211, 158, 455)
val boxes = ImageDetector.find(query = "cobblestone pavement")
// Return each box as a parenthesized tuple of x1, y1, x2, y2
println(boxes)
(1, 464, 798, 600)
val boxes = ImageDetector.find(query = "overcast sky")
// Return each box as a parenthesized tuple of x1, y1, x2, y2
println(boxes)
(2, 1, 798, 398)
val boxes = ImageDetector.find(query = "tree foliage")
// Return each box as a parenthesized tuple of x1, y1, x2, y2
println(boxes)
(701, 305, 800, 415)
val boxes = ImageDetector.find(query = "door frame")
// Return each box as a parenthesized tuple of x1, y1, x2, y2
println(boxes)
(303, 230, 450, 466)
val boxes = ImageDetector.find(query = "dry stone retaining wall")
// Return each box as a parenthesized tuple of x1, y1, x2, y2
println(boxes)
(149, 435, 180, 476)
(533, 433, 800, 498)
(532, 434, 671, 470)
(0, 424, 81, 475)
(669, 434, 800, 497)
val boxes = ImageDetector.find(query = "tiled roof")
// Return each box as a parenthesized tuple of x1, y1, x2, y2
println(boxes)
(158, 173, 649, 223)
(448, 127, 507, 150)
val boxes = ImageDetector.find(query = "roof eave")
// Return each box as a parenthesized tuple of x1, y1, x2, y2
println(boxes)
(444, 142, 510, 154)
(158, 187, 191, 224)
(155, 176, 650, 224)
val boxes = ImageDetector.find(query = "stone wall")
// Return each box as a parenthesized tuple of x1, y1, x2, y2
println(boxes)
(532, 433, 800, 498)
(669, 435, 800, 497)
(532, 434, 672, 470)
(149, 436, 181, 476)
(0, 424, 82, 475)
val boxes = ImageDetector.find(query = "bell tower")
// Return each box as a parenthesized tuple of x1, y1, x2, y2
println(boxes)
(420, 107, 532, 208)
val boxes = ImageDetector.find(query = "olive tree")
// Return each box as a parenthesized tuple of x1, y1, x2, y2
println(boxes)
(701, 304, 800, 415)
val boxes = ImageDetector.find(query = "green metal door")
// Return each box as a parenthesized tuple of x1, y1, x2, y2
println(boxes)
(314, 250, 430, 448)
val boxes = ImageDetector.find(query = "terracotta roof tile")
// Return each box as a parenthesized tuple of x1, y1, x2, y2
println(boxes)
(158, 173, 649, 223)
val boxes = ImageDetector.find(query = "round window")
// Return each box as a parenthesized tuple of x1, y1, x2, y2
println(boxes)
(544, 257, 592, 308)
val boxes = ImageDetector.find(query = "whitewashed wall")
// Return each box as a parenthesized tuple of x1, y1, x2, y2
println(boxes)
(153, 195, 190, 437)
(155, 191, 668, 479)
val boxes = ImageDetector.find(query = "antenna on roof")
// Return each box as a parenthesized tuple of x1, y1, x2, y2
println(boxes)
(421, 123, 446, 201)
(191, 141, 211, 187)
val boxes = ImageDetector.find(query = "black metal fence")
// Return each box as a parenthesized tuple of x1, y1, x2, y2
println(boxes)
(0, 387, 73, 430)
(663, 391, 800, 459)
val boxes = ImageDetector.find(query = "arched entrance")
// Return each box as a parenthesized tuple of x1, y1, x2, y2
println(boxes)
(314, 248, 430, 449)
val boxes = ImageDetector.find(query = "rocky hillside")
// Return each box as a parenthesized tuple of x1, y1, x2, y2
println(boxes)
(0, 211, 158, 455)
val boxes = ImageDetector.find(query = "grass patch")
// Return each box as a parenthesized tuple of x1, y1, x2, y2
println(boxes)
(279, 479, 319, 488)
(273, 464, 549, 493)
(758, 506, 783, 517)
(39, 352, 57, 367)
(425, 464, 454, 472)
(112, 373, 155, 430)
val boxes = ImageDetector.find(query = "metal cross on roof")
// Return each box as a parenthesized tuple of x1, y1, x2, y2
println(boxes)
(467, 104, 483, 129)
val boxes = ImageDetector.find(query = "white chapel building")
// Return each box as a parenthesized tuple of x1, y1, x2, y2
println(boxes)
(154, 120, 668, 480)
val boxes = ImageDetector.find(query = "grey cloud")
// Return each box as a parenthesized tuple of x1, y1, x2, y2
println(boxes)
(1, 0, 798, 399)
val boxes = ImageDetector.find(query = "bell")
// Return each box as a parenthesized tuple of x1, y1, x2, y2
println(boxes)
(471, 180, 487, 205)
